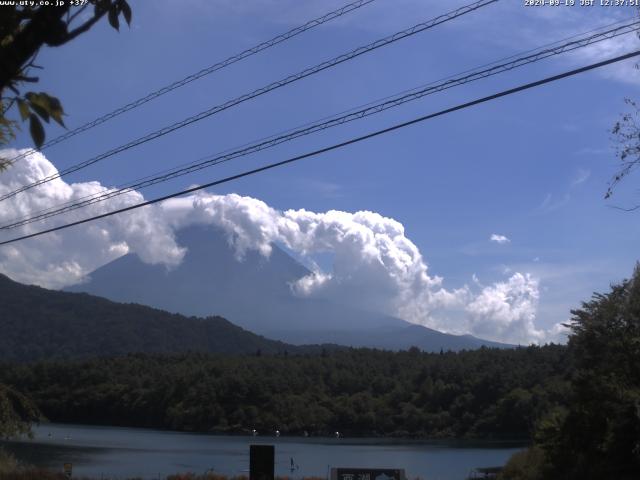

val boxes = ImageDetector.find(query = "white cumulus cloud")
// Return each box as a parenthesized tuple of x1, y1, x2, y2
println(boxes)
(0, 149, 185, 289)
(159, 194, 461, 322)
(0, 149, 554, 344)
(571, 168, 591, 186)
(490, 233, 510, 244)
(466, 273, 543, 345)
(546, 321, 571, 344)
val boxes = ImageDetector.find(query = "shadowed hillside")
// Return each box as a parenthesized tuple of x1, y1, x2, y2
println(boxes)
(0, 273, 313, 362)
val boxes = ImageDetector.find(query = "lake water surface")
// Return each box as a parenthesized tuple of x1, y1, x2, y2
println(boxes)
(1, 424, 525, 480)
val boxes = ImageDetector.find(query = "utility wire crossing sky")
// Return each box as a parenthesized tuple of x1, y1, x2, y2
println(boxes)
(2, 0, 378, 166)
(1, 18, 636, 231)
(2, 48, 637, 247)
(0, 0, 498, 202)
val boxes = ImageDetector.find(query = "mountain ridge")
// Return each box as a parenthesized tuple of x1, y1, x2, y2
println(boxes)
(65, 225, 511, 351)
(0, 273, 323, 362)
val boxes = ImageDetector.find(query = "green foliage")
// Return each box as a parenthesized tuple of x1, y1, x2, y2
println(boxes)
(542, 265, 640, 479)
(0, 384, 40, 439)
(107, 0, 132, 31)
(608, 98, 640, 200)
(0, 103, 17, 170)
(0, 449, 19, 474)
(15, 92, 66, 148)
(27, 114, 44, 150)
(0, 1, 132, 156)
(503, 264, 640, 479)
(0, 344, 570, 439)
(498, 446, 549, 480)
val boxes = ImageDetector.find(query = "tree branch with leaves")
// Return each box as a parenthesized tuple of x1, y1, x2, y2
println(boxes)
(0, 384, 40, 439)
(0, 0, 132, 168)
(606, 98, 640, 207)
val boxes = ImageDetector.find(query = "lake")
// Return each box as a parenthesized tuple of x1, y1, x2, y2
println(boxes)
(1, 424, 525, 480)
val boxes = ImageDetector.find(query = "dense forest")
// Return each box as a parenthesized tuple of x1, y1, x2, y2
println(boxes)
(0, 274, 325, 362)
(0, 345, 569, 439)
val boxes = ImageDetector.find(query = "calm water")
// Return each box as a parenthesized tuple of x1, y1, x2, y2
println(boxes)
(1, 424, 525, 480)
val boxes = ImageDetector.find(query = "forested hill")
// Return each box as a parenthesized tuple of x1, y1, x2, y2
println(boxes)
(0, 274, 312, 362)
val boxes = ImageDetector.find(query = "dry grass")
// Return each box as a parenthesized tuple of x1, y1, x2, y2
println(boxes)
(0, 468, 66, 480)
(0, 453, 330, 480)
(0, 468, 329, 480)
(166, 476, 326, 480)
(0, 450, 19, 476)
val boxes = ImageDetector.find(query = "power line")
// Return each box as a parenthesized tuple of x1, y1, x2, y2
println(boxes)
(3, 19, 636, 229)
(3, 0, 378, 167)
(0, 0, 498, 203)
(3, 19, 637, 230)
(1, 49, 637, 247)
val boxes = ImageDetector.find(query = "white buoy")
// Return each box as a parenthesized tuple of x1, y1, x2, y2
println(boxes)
(335, 431, 340, 438)
(252, 429, 258, 436)
(275, 430, 280, 437)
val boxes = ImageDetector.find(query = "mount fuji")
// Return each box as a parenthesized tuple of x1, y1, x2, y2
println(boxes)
(66, 225, 509, 351)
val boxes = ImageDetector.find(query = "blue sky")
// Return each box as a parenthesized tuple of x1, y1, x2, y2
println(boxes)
(2, 0, 640, 343)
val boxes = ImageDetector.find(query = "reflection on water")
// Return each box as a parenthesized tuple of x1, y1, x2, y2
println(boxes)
(1, 424, 525, 480)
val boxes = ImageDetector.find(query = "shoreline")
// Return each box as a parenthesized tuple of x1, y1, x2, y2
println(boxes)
(15, 422, 529, 448)
(1, 424, 523, 480)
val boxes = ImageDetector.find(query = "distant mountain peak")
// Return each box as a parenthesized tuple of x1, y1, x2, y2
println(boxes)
(65, 225, 511, 352)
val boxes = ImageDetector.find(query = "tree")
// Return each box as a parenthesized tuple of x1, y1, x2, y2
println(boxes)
(524, 266, 640, 480)
(604, 7, 640, 204)
(606, 98, 640, 205)
(0, 0, 132, 167)
(0, 384, 40, 439)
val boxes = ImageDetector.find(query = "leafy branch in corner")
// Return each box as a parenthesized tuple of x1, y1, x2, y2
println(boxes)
(606, 98, 640, 208)
(0, 0, 132, 167)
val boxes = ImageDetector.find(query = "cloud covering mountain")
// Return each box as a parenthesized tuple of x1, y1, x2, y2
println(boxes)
(0, 149, 563, 344)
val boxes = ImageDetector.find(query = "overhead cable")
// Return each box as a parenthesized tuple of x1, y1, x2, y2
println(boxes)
(0, 0, 499, 202)
(3, 0, 378, 166)
(2, 19, 637, 230)
(1, 49, 637, 246)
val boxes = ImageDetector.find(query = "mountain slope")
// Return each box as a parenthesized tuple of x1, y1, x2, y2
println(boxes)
(279, 325, 509, 351)
(0, 273, 306, 362)
(66, 225, 511, 351)
(67, 225, 405, 335)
